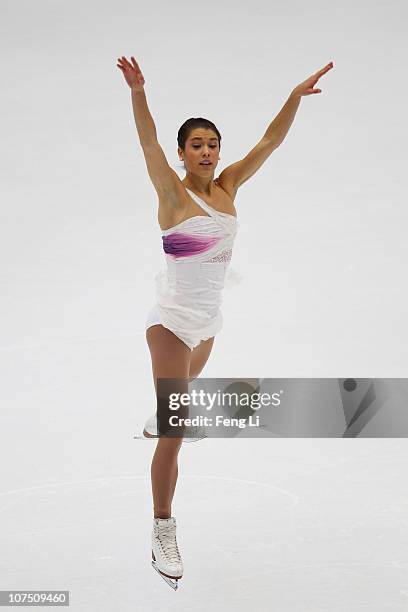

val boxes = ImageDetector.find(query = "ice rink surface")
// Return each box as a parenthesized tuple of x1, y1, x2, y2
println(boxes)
(1, 433, 408, 610)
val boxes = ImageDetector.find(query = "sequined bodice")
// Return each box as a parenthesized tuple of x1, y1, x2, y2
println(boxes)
(206, 247, 232, 263)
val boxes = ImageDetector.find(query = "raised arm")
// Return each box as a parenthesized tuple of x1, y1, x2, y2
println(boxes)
(117, 56, 180, 200)
(219, 61, 334, 195)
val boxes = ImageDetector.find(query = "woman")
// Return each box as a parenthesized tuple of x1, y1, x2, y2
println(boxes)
(117, 55, 333, 589)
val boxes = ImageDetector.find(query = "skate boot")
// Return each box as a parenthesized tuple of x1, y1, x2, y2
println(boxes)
(141, 412, 206, 443)
(151, 516, 183, 590)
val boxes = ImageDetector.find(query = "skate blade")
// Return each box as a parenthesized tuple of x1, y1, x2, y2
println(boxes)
(151, 560, 180, 590)
(132, 430, 157, 440)
(133, 432, 205, 443)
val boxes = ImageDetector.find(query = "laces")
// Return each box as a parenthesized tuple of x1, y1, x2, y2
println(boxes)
(155, 524, 181, 564)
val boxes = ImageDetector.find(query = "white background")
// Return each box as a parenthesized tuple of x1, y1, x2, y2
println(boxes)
(1, 0, 407, 610)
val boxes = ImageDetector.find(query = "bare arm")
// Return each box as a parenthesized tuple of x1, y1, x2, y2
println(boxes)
(219, 62, 334, 194)
(117, 56, 181, 199)
(131, 87, 158, 147)
(218, 93, 301, 195)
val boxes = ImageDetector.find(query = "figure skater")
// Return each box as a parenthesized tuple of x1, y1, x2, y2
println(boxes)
(117, 55, 333, 589)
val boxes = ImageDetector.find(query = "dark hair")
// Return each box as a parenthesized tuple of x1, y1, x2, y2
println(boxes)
(177, 117, 222, 151)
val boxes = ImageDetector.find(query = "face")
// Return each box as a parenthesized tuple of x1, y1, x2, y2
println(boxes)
(178, 128, 220, 174)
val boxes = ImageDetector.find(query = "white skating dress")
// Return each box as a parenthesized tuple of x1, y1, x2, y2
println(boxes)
(145, 187, 241, 350)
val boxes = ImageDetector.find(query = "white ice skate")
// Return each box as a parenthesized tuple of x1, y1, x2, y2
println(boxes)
(134, 412, 207, 443)
(151, 517, 183, 590)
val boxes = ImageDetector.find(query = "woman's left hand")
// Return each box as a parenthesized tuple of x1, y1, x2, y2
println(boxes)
(292, 61, 334, 98)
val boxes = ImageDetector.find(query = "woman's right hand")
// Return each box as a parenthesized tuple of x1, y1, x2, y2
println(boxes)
(117, 56, 145, 91)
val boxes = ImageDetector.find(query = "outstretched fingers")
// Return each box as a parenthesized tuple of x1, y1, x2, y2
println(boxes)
(121, 56, 133, 70)
(316, 61, 334, 78)
(117, 56, 143, 76)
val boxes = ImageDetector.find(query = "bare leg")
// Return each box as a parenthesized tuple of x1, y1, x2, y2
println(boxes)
(146, 326, 215, 518)
(151, 438, 182, 518)
(146, 325, 190, 518)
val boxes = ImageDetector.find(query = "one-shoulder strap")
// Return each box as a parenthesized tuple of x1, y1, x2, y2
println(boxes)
(185, 188, 217, 218)
(185, 188, 235, 233)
